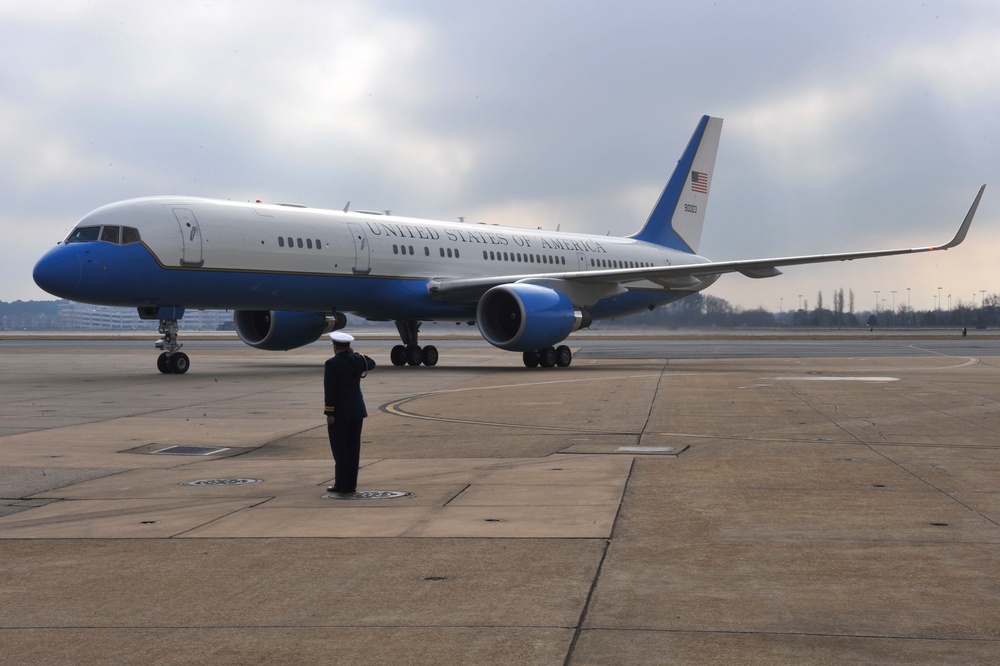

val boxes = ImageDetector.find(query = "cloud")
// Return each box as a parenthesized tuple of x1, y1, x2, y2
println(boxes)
(3, 1, 998, 308)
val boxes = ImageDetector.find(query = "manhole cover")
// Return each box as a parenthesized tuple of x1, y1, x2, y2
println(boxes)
(323, 490, 411, 500)
(153, 446, 230, 456)
(180, 478, 263, 487)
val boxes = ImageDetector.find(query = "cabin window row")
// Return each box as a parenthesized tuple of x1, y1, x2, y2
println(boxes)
(277, 236, 323, 249)
(393, 244, 461, 259)
(482, 250, 567, 265)
(65, 225, 142, 245)
(590, 258, 653, 269)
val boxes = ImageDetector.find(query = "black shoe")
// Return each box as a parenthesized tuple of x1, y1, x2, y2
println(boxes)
(327, 486, 356, 493)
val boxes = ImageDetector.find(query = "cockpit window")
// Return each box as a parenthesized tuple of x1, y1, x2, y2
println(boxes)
(100, 225, 121, 244)
(65, 226, 101, 243)
(64, 225, 142, 245)
(122, 226, 141, 244)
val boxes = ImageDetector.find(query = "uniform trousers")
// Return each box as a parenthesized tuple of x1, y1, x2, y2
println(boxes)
(327, 418, 363, 491)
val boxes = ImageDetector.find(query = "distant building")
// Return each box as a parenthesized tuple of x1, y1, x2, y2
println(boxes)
(56, 302, 233, 331)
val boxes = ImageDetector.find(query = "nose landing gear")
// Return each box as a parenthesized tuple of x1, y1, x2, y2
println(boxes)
(155, 318, 189, 374)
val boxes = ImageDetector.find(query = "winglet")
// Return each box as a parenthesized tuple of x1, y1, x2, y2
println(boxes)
(935, 185, 985, 250)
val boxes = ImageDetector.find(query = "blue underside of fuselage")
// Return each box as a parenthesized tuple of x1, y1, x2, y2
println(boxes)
(34, 241, 684, 321)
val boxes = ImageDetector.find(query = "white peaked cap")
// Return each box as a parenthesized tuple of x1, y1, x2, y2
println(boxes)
(330, 331, 354, 343)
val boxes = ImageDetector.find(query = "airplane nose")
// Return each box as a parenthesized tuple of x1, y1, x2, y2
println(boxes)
(33, 246, 82, 299)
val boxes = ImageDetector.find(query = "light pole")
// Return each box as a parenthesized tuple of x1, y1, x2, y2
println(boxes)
(874, 290, 880, 313)
(938, 287, 942, 311)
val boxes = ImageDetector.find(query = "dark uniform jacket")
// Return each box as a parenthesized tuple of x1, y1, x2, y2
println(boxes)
(323, 351, 376, 421)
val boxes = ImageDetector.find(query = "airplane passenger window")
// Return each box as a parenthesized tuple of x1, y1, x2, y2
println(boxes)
(297, 238, 303, 248)
(315, 239, 321, 249)
(393, 245, 399, 255)
(65, 226, 101, 243)
(278, 237, 285, 247)
(122, 227, 141, 244)
(287, 237, 293, 247)
(307, 239, 313, 249)
(440, 248, 445, 257)
(446, 248, 452, 258)
(425, 247, 430, 256)
(455, 249, 460, 258)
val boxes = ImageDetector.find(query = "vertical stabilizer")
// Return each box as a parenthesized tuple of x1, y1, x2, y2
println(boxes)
(630, 115, 723, 253)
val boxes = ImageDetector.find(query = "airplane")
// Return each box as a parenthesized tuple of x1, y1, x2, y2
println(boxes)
(33, 116, 985, 374)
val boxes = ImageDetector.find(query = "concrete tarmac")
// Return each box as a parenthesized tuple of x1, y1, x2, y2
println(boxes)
(2, 336, 1000, 664)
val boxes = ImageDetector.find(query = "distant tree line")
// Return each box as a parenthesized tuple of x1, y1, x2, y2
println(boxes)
(598, 287, 1000, 329)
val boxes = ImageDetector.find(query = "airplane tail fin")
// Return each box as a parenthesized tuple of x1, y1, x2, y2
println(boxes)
(630, 115, 723, 253)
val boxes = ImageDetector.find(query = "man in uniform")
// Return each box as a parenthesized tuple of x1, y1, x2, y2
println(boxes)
(323, 331, 376, 494)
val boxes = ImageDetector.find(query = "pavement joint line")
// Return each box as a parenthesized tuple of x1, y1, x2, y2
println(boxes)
(564, 456, 634, 665)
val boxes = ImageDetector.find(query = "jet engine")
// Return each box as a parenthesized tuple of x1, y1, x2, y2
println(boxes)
(234, 310, 347, 351)
(476, 283, 588, 352)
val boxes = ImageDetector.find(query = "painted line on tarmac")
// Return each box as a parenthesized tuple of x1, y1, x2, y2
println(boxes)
(380, 372, 665, 433)
(906, 345, 980, 368)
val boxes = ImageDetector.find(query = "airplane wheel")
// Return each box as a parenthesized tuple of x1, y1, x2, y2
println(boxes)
(390, 345, 407, 366)
(406, 344, 423, 366)
(157, 352, 172, 374)
(522, 351, 540, 368)
(169, 352, 190, 375)
(422, 345, 439, 367)
(539, 347, 557, 368)
(555, 345, 572, 367)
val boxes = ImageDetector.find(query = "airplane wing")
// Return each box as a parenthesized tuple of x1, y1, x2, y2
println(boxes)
(428, 185, 985, 306)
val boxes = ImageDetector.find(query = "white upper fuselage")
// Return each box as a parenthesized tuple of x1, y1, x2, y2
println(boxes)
(133, 196, 677, 278)
(35, 195, 711, 320)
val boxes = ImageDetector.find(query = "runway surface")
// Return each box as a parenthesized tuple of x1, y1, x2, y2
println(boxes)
(2, 335, 999, 664)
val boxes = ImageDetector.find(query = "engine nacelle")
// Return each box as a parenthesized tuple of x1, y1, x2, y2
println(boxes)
(476, 283, 587, 352)
(234, 310, 347, 351)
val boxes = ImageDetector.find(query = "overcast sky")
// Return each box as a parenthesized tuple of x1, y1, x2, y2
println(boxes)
(3, 1, 997, 313)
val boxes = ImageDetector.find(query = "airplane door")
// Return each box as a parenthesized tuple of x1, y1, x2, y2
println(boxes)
(577, 252, 587, 270)
(173, 208, 204, 267)
(348, 223, 371, 274)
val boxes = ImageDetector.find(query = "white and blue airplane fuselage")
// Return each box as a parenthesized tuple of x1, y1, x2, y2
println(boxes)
(33, 116, 984, 373)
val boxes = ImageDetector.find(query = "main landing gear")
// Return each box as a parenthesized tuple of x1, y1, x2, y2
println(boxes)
(522, 345, 573, 368)
(390, 320, 438, 367)
(155, 318, 190, 374)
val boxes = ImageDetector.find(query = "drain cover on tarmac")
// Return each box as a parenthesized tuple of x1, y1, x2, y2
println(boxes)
(617, 446, 676, 453)
(180, 478, 263, 486)
(153, 446, 230, 456)
(323, 490, 411, 500)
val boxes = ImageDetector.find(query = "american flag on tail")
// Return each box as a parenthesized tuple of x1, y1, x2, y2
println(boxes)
(690, 170, 708, 193)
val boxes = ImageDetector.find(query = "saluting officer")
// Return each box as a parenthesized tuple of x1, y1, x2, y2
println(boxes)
(323, 331, 376, 494)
